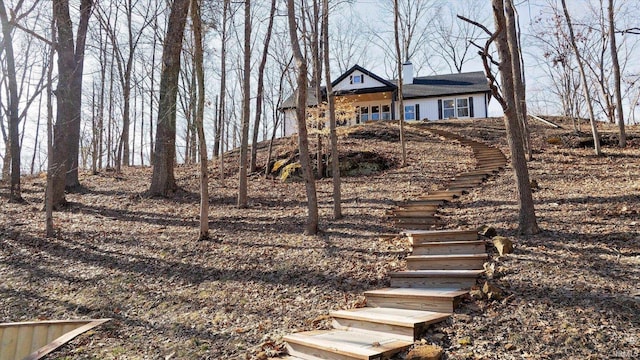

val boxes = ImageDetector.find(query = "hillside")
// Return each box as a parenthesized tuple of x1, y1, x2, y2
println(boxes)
(1, 119, 638, 359)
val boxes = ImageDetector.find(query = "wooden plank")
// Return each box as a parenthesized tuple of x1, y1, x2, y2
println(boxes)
(411, 240, 486, 255)
(404, 229, 478, 243)
(406, 254, 487, 270)
(285, 330, 412, 360)
(389, 269, 483, 289)
(531, 114, 563, 128)
(0, 326, 18, 360)
(15, 325, 35, 360)
(24, 319, 111, 360)
(393, 217, 440, 225)
(365, 288, 466, 313)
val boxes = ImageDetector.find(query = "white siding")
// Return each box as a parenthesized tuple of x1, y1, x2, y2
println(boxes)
(399, 93, 488, 121)
(284, 109, 297, 136)
(333, 70, 387, 92)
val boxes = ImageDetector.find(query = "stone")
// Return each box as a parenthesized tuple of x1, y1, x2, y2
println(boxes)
(492, 236, 513, 256)
(406, 344, 444, 360)
(482, 281, 504, 301)
(478, 225, 497, 238)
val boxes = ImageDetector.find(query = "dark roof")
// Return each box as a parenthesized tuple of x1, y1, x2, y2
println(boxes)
(400, 71, 490, 99)
(280, 69, 490, 110)
(280, 86, 325, 110)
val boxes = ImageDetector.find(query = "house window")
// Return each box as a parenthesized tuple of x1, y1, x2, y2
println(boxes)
(350, 74, 364, 84)
(457, 98, 469, 117)
(405, 105, 415, 120)
(371, 105, 380, 120)
(443, 99, 455, 118)
(381, 105, 391, 120)
(360, 106, 369, 122)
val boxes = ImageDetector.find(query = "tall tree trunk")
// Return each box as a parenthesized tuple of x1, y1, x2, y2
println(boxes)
(311, 0, 324, 179)
(394, 0, 407, 166)
(66, 0, 92, 188)
(0, 0, 23, 202)
(46, 16, 56, 236)
(49, 0, 93, 208)
(287, 0, 319, 235)
(191, 0, 209, 240)
(238, 0, 251, 208)
(322, 0, 341, 219)
(608, 0, 626, 147)
(493, 0, 539, 235)
(250, 0, 276, 173)
(505, 0, 532, 160)
(561, 0, 601, 156)
(149, 0, 190, 196)
(214, 0, 228, 159)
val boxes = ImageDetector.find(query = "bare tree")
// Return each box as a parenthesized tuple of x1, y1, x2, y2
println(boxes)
(0, 0, 22, 202)
(323, 0, 341, 219)
(237, 0, 251, 208)
(286, 0, 319, 235)
(48, 0, 93, 208)
(609, 0, 626, 147)
(149, 0, 190, 196)
(191, 0, 209, 240)
(250, 0, 277, 173)
(431, 0, 486, 73)
(460, 0, 540, 235)
(561, 0, 602, 156)
(393, 0, 407, 167)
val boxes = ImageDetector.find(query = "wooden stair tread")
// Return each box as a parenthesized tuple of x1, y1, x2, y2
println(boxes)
(365, 287, 468, 298)
(331, 308, 449, 328)
(406, 253, 488, 260)
(285, 329, 412, 359)
(403, 229, 477, 237)
(413, 240, 485, 246)
(390, 269, 485, 277)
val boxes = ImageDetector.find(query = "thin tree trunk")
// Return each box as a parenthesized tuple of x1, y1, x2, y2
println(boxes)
(238, 0, 251, 208)
(46, 16, 56, 237)
(505, 0, 532, 160)
(191, 0, 209, 240)
(608, 0, 625, 147)
(394, 0, 407, 166)
(0, 0, 23, 202)
(250, 0, 276, 173)
(323, 0, 341, 219)
(287, 0, 319, 235)
(561, 0, 601, 156)
(493, 0, 540, 235)
(214, 0, 228, 158)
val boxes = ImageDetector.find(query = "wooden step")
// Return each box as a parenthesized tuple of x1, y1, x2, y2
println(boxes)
(389, 269, 484, 288)
(411, 240, 486, 255)
(427, 190, 464, 197)
(389, 210, 437, 218)
(365, 287, 467, 313)
(417, 194, 456, 201)
(397, 200, 445, 207)
(451, 174, 488, 181)
(406, 254, 488, 270)
(285, 329, 412, 360)
(395, 202, 440, 210)
(403, 229, 478, 244)
(444, 187, 471, 194)
(458, 170, 497, 176)
(331, 307, 449, 343)
(447, 179, 485, 186)
(393, 216, 440, 225)
(395, 223, 438, 230)
(392, 204, 440, 212)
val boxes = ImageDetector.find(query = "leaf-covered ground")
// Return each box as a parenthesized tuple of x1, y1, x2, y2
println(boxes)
(1, 120, 639, 359)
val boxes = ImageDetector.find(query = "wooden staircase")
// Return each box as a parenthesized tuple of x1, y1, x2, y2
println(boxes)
(282, 128, 507, 360)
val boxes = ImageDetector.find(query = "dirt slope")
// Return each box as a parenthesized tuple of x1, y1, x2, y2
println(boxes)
(1, 119, 638, 359)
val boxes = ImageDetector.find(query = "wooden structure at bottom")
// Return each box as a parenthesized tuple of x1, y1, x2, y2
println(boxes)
(281, 127, 507, 359)
(0, 318, 110, 360)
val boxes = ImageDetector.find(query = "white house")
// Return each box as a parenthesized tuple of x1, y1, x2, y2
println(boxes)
(280, 63, 492, 136)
